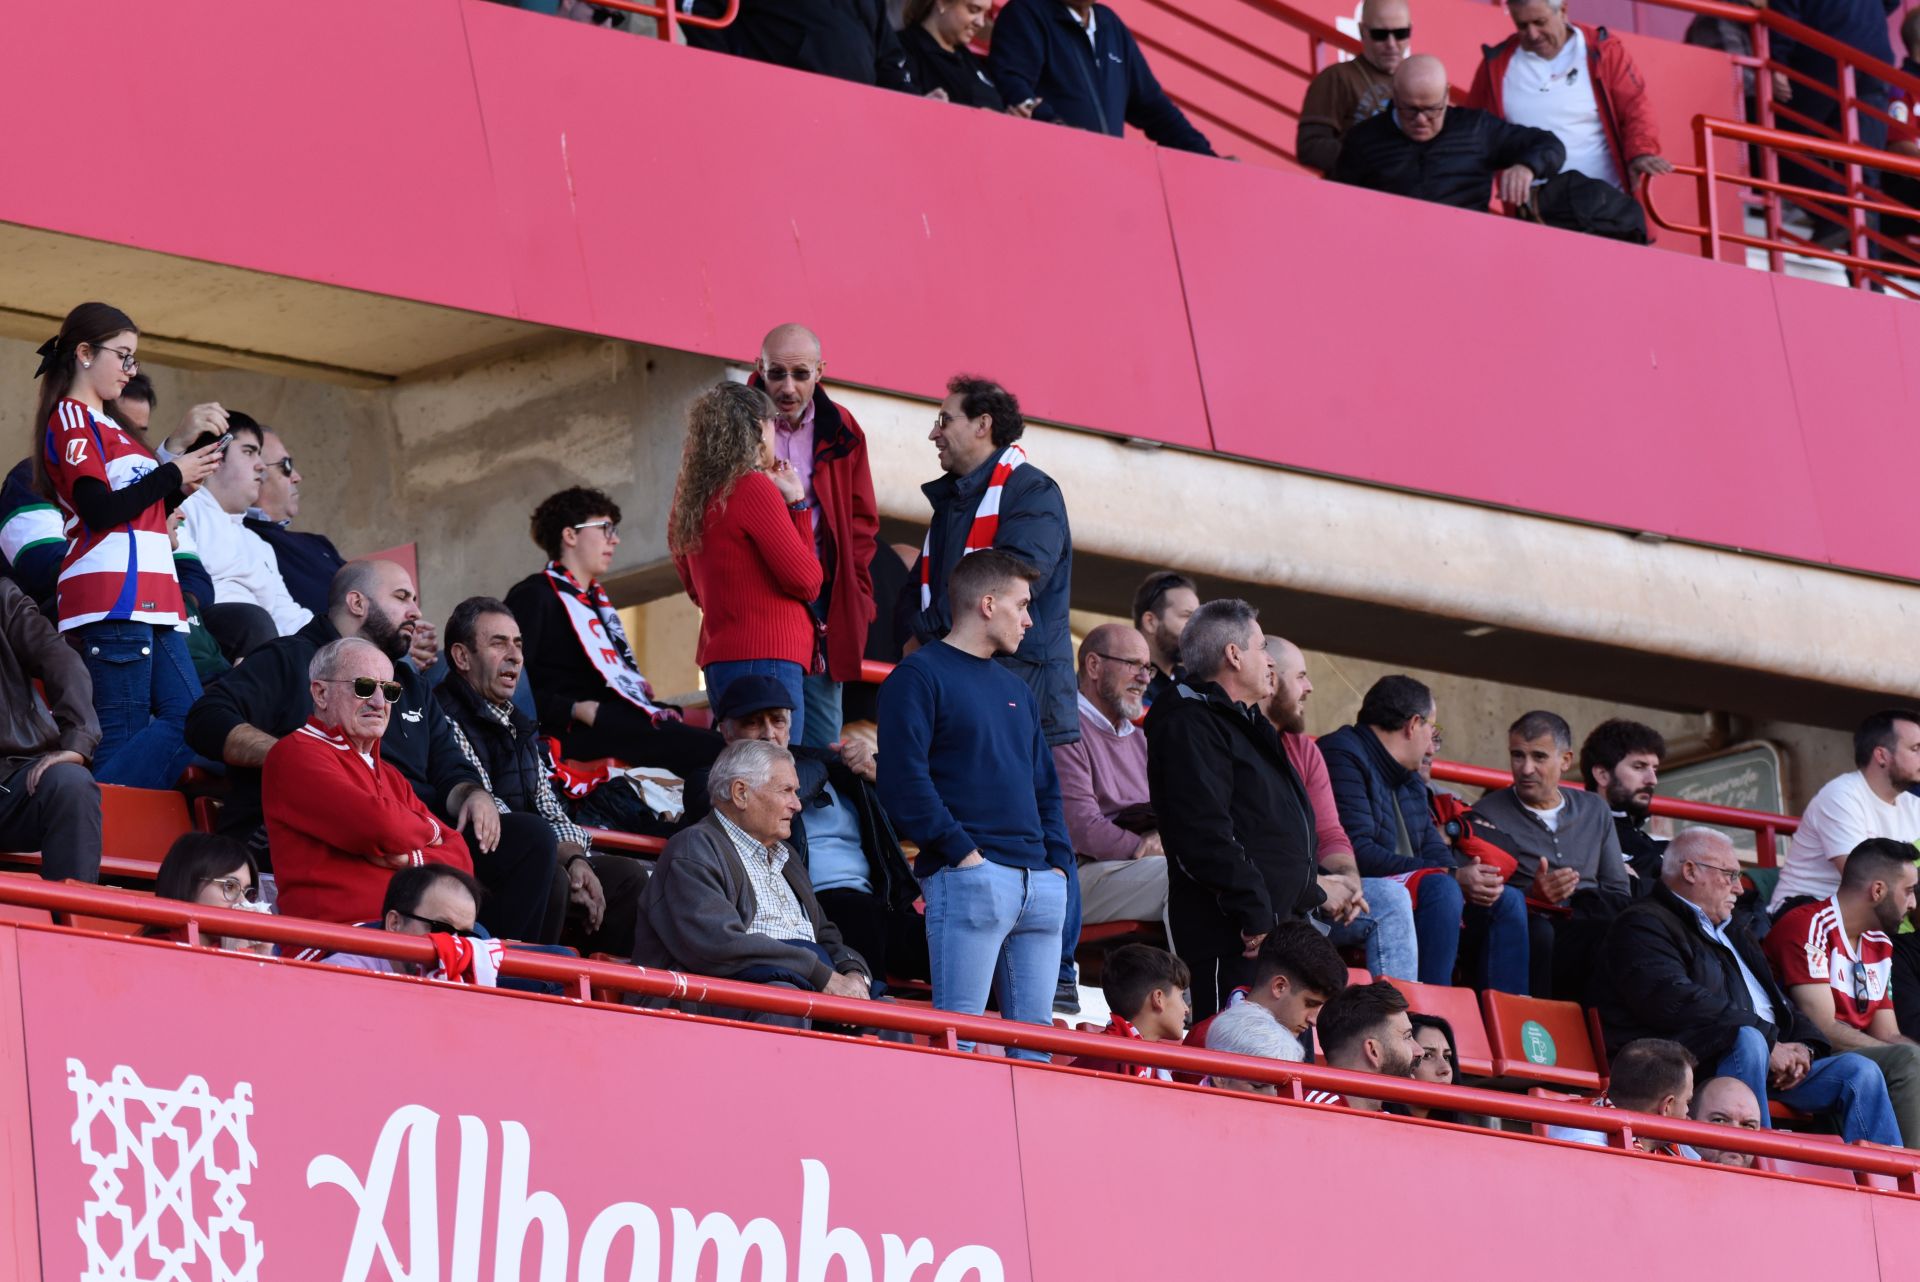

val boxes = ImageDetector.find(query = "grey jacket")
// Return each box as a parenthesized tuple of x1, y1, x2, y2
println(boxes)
(1469, 785, 1630, 898)
(632, 811, 867, 989)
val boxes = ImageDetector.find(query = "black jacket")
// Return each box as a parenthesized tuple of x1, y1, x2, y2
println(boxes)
(1613, 812, 1667, 897)
(687, 746, 917, 913)
(1331, 105, 1565, 210)
(987, 0, 1213, 153)
(900, 23, 1007, 111)
(1597, 881, 1828, 1065)
(1144, 678, 1325, 942)
(184, 615, 482, 853)
(1892, 931, 1920, 1041)
(900, 452, 1077, 747)
(434, 673, 557, 831)
(505, 569, 613, 739)
(696, 0, 915, 92)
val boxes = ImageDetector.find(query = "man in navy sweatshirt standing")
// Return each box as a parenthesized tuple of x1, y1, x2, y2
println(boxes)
(878, 549, 1073, 1060)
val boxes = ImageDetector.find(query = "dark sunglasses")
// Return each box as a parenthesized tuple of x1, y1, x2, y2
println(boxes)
(764, 365, 816, 383)
(396, 910, 475, 938)
(330, 676, 403, 703)
(268, 456, 295, 477)
(1367, 25, 1412, 39)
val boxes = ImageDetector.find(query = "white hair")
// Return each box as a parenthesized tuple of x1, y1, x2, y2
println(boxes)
(309, 636, 387, 682)
(1663, 826, 1733, 878)
(707, 738, 793, 807)
(1204, 1002, 1306, 1063)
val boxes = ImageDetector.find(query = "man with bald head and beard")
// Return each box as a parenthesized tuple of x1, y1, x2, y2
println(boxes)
(1052, 623, 1171, 949)
(1332, 53, 1564, 210)
(1297, 0, 1413, 172)
(750, 323, 878, 752)
(187, 560, 555, 941)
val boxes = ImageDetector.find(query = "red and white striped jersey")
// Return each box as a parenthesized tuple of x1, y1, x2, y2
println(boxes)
(1763, 895, 1895, 1033)
(43, 398, 183, 631)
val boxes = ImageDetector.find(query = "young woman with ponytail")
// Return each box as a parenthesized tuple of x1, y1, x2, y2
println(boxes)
(32, 302, 225, 788)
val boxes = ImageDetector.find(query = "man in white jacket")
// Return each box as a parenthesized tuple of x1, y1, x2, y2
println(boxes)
(178, 411, 312, 659)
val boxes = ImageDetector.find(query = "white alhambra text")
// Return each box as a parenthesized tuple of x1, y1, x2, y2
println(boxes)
(307, 1105, 1007, 1282)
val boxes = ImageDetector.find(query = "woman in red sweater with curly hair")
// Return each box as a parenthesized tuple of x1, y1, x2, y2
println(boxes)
(669, 382, 824, 744)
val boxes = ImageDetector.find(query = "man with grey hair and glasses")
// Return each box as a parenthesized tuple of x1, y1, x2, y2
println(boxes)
(634, 737, 872, 1028)
(1145, 598, 1325, 1020)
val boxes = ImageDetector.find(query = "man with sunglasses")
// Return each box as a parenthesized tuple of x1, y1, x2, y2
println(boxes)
(243, 427, 346, 620)
(1764, 838, 1920, 1147)
(748, 323, 878, 752)
(313, 864, 501, 985)
(1599, 827, 1902, 1148)
(1297, 0, 1413, 173)
(264, 637, 474, 927)
(189, 560, 558, 944)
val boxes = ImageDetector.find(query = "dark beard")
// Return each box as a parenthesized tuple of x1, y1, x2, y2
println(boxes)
(359, 608, 412, 661)
(1608, 786, 1652, 821)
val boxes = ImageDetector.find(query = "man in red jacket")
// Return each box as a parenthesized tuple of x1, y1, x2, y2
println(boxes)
(754, 323, 879, 752)
(264, 636, 472, 924)
(1466, 0, 1670, 195)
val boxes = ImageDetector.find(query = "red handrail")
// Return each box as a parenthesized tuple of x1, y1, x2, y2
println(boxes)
(4, 875, 1911, 1181)
(585, 0, 737, 42)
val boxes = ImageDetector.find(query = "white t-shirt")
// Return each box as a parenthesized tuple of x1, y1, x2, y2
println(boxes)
(1531, 798, 1568, 832)
(1499, 28, 1624, 190)
(1770, 771, 1920, 910)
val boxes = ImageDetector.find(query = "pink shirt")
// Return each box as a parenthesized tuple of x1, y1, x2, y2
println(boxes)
(773, 397, 818, 508)
(1051, 692, 1151, 862)
(1282, 730, 1356, 865)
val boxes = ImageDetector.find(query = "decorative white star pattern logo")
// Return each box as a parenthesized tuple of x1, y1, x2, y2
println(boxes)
(67, 1059, 263, 1281)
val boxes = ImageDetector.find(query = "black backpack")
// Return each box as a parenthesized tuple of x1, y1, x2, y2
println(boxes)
(1524, 170, 1650, 244)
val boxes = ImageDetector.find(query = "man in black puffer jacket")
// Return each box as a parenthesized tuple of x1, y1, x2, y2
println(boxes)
(1145, 599, 1325, 1021)
(1333, 54, 1564, 211)
(684, 0, 915, 93)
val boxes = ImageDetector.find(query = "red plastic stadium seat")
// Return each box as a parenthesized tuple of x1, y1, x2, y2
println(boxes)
(584, 828, 666, 857)
(1346, 967, 1373, 988)
(1481, 991, 1604, 1090)
(0, 900, 51, 925)
(99, 785, 193, 878)
(1078, 920, 1159, 946)
(1384, 978, 1495, 1077)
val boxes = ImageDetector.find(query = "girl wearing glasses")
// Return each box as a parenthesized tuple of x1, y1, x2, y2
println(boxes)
(146, 832, 273, 955)
(669, 382, 824, 745)
(30, 302, 227, 789)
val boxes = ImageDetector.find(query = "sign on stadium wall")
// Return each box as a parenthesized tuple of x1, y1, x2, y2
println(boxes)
(21, 932, 1026, 1281)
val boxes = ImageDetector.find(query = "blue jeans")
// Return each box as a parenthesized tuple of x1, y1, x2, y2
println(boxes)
(1717, 1025, 1902, 1146)
(923, 859, 1068, 1062)
(1328, 877, 1418, 981)
(1058, 854, 1082, 987)
(1417, 873, 1529, 993)
(800, 673, 842, 750)
(77, 621, 201, 790)
(703, 659, 805, 745)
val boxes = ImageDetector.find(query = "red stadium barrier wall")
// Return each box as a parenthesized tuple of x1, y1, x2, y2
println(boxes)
(0, 1, 1916, 581)
(11, 923, 1920, 1281)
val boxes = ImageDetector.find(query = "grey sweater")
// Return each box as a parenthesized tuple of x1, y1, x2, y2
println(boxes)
(633, 812, 867, 989)
(1468, 786, 1631, 898)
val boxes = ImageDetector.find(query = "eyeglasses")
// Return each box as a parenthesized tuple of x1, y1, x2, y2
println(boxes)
(1400, 102, 1448, 121)
(764, 366, 816, 384)
(267, 456, 296, 477)
(328, 676, 404, 703)
(1088, 651, 1153, 675)
(1687, 859, 1745, 888)
(570, 520, 619, 540)
(396, 909, 475, 938)
(1367, 24, 1412, 39)
(198, 875, 260, 905)
(934, 411, 973, 429)
(96, 344, 139, 373)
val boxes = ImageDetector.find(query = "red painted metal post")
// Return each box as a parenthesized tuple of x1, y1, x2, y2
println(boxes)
(660, 0, 678, 42)
(1753, 24, 1787, 271)
(1756, 826, 1778, 870)
(1699, 117, 1722, 261)
(1839, 64, 1870, 278)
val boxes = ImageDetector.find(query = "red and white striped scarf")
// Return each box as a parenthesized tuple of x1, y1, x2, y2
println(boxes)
(1104, 1012, 1157, 1079)
(920, 444, 1026, 609)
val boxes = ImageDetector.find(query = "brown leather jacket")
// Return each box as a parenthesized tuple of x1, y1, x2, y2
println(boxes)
(0, 579, 98, 766)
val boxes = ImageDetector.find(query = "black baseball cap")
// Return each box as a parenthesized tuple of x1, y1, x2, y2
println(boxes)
(711, 675, 795, 722)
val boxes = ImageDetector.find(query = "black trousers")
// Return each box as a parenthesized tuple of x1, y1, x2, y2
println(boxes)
(561, 700, 723, 777)
(472, 812, 558, 943)
(0, 759, 101, 882)
(552, 852, 650, 958)
(201, 602, 278, 662)
(816, 888, 930, 985)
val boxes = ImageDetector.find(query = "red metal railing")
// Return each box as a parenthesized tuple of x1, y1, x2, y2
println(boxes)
(1, 874, 1908, 1184)
(584, 0, 736, 42)
(1644, 114, 1920, 294)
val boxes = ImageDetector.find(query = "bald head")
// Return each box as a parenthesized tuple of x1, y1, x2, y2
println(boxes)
(1264, 635, 1313, 734)
(1358, 0, 1412, 73)
(1078, 622, 1151, 725)
(1395, 54, 1447, 99)
(1691, 1076, 1762, 1167)
(758, 324, 825, 424)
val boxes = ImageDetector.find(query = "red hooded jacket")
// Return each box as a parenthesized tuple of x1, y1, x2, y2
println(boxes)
(1466, 24, 1661, 195)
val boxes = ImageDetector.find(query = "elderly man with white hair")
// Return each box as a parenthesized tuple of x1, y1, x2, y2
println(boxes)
(634, 738, 872, 1028)
(1597, 827, 1902, 1146)
(262, 636, 472, 925)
